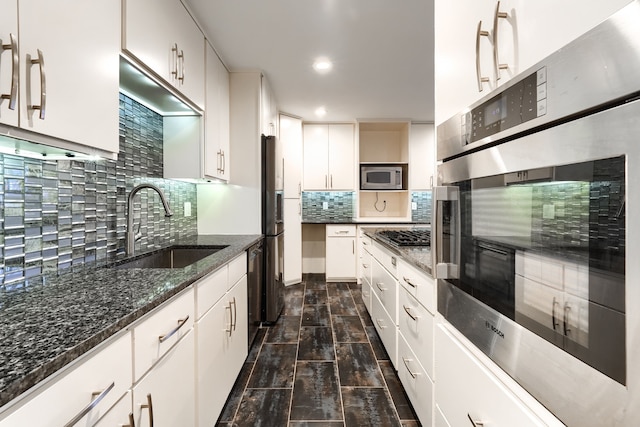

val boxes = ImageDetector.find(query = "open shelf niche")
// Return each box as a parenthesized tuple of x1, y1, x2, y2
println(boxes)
(357, 121, 411, 221)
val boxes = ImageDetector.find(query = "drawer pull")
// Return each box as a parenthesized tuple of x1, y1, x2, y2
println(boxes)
(158, 315, 189, 343)
(402, 357, 420, 379)
(63, 381, 115, 427)
(376, 318, 387, 329)
(467, 414, 484, 427)
(391, 256, 397, 267)
(403, 305, 418, 321)
(376, 283, 387, 292)
(403, 276, 417, 288)
(141, 393, 154, 427)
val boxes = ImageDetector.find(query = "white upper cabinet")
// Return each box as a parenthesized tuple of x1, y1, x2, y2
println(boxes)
(203, 42, 230, 181)
(123, 0, 205, 109)
(303, 123, 355, 191)
(281, 114, 303, 198)
(409, 123, 435, 190)
(434, 0, 633, 125)
(1, 0, 120, 156)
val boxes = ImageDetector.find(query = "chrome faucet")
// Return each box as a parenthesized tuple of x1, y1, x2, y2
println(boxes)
(126, 183, 174, 256)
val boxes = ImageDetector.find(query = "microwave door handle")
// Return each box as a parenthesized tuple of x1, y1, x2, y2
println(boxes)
(434, 186, 460, 279)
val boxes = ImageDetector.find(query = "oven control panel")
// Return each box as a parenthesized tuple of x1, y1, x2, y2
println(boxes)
(462, 67, 547, 145)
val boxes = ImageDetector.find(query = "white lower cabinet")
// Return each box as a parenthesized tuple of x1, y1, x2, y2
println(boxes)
(371, 291, 398, 367)
(435, 324, 548, 427)
(398, 287, 434, 379)
(397, 332, 434, 426)
(0, 331, 131, 427)
(94, 392, 132, 426)
(434, 403, 451, 427)
(133, 330, 196, 427)
(325, 225, 357, 281)
(197, 276, 248, 426)
(371, 258, 398, 324)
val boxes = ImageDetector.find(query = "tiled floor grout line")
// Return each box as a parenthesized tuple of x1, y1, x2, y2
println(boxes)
(328, 282, 348, 427)
(286, 279, 305, 427)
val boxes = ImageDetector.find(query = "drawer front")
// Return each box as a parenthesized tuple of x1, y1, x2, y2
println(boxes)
(435, 325, 547, 427)
(196, 266, 228, 319)
(371, 292, 397, 367)
(228, 253, 247, 288)
(361, 280, 372, 314)
(398, 287, 434, 380)
(0, 332, 131, 427)
(327, 224, 357, 237)
(398, 332, 434, 426)
(371, 241, 398, 278)
(435, 404, 451, 427)
(133, 287, 195, 381)
(397, 258, 436, 314)
(371, 259, 398, 324)
(361, 248, 372, 286)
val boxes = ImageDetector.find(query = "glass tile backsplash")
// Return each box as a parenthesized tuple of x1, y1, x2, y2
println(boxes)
(0, 94, 197, 285)
(302, 192, 355, 222)
(411, 191, 432, 223)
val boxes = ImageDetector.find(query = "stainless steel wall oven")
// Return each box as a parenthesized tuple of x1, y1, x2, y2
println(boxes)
(435, 2, 640, 426)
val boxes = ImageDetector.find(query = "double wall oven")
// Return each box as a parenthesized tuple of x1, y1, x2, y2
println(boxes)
(435, 2, 640, 426)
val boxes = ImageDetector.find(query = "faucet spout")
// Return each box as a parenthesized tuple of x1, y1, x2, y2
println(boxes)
(126, 183, 174, 256)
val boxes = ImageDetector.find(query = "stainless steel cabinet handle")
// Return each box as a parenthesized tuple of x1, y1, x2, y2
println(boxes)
(63, 382, 115, 427)
(298, 202, 301, 216)
(403, 276, 416, 288)
(30, 49, 46, 119)
(178, 49, 185, 83)
(467, 414, 484, 427)
(1, 33, 18, 110)
(221, 150, 226, 174)
(403, 305, 418, 321)
(330, 174, 333, 188)
(391, 256, 396, 267)
(563, 302, 571, 336)
(298, 182, 301, 196)
(402, 357, 419, 379)
(376, 318, 387, 329)
(475, 21, 490, 92)
(141, 393, 154, 427)
(376, 282, 387, 292)
(158, 315, 189, 343)
(216, 150, 222, 173)
(551, 297, 560, 331)
(352, 240, 355, 254)
(124, 412, 136, 427)
(225, 303, 233, 336)
(171, 43, 179, 81)
(493, 1, 510, 80)
(231, 297, 237, 332)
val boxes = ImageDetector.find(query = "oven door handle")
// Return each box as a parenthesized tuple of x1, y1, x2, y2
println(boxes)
(434, 186, 461, 279)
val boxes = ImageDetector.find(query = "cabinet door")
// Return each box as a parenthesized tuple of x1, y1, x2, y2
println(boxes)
(196, 277, 248, 426)
(123, 0, 205, 108)
(18, 0, 119, 153)
(94, 392, 132, 427)
(133, 330, 195, 427)
(409, 123, 435, 190)
(284, 198, 302, 285)
(281, 114, 303, 198)
(0, 332, 132, 427)
(397, 333, 434, 426)
(204, 43, 230, 181)
(399, 287, 434, 380)
(326, 226, 357, 281)
(435, 325, 547, 427)
(328, 123, 355, 190)
(0, 0, 18, 127)
(303, 124, 329, 190)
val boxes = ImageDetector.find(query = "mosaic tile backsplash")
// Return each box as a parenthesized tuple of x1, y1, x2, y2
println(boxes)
(0, 94, 197, 285)
(411, 191, 432, 223)
(302, 192, 355, 222)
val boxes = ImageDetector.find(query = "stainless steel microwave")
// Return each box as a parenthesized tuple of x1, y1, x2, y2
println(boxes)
(360, 165, 403, 190)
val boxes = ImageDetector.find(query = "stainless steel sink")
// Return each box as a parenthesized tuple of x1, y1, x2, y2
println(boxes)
(114, 245, 228, 269)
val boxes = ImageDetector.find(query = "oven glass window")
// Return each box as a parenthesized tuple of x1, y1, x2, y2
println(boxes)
(447, 155, 625, 384)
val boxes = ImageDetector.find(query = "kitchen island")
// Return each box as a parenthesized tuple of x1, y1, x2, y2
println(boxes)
(0, 234, 261, 408)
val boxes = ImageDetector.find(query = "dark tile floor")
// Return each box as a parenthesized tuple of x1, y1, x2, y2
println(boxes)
(216, 274, 421, 427)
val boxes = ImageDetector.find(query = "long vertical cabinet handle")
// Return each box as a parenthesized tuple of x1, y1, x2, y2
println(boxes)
(217, 150, 222, 174)
(171, 43, 179, 81)
(467, 414, 484, 427)
(563, 302, 572, 336)
(551, 297, 560, 331)
(178, 49, 185, 84)
(434, 186, 461, 279)
(30, 49, 46, 119)
(63, 382, 115, 427)
(141, 394, 154, 427)
(475, 21, 490, 92)
(1, 33, 18, 110)
(124, 413, 136, 427)
(493, 1, 510, 80)
(225, 303, 233, 336)
(231, 297, 237, 332)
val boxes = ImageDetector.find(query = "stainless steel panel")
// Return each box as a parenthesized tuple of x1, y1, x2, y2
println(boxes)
(263, 233, 284, 323)
(437, 0, 640, 160)
(247, 240, 263, 345)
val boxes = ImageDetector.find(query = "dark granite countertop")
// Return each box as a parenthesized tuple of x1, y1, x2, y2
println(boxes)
(362, 226, 433, 277)
(0, 234, 262, 407)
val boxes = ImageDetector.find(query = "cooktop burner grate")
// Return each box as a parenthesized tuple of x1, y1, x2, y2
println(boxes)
(377, 229, 431, 247)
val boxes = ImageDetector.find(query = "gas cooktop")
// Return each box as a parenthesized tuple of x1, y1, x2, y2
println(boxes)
(377, 229, 431, 247)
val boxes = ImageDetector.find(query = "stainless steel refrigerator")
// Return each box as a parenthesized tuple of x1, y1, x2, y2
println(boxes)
(261, 134, 284, 323)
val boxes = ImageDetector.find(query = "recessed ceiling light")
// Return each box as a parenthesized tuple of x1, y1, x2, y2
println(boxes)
(313, 58, 333, 73)
(315, 107, 327, 117)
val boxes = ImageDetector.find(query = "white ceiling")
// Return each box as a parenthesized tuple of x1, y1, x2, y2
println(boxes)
(183, 0, 434, 123)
